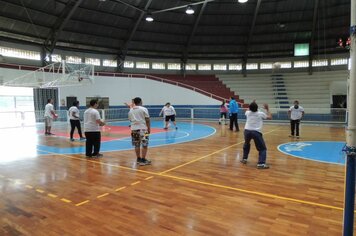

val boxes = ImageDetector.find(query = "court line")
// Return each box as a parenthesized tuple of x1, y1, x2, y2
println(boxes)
(36, 150, 158, 176)
(34, 128, 349, 212)
(161, 173, 345, 212)
(159, 128, 280, 174)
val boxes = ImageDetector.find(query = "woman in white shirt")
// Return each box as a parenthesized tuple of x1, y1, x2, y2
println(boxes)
(240, 101, 272, 169)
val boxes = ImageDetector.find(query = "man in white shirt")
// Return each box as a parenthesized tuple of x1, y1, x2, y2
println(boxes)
(68, 101, 85, 141)
(44, 98, 58, 135)
(84, 99, 105, 158)
(159, 102, 177, 130)
(240, 101, 272, 169)
(288, 100, 305, 138)
(128, 97, 151, 166)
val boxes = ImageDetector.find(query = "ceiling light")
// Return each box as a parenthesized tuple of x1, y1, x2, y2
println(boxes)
(99, 0, 106, 2)
(185, 5, 195, 15)
(145, 13, 154, 22)
(238, 0, 248, 3)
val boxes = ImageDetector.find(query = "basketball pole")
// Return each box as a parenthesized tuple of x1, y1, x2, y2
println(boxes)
(343, 0, 356, 235)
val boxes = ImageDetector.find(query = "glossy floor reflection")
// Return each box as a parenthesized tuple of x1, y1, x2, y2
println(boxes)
(0, 121, 352, 235)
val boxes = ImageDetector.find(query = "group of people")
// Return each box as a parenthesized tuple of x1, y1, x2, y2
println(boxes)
(219, 97, 240, 132)
(44, 96, 304, 169)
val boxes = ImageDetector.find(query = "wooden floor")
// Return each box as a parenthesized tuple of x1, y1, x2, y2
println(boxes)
(0, 121, 352, 235)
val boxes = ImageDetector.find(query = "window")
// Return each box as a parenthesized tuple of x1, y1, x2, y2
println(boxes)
(124, 61, 134, 68)
(103, 59, 117, 67)
(229, 64, 242, 71)
(213, 64, 227, 71)
(136, 62, 150, 69)
(167, 63, 181, 70)
(152, 62, 165, 70)
(186, 64, 196, 70)
(260, 63, 273, 69)
(0, 46, 41, 60)
(51, 54, 62, 62)
(330, 58, 348, 66)
(246, 63, 258, 70)
(66, 56, 82, 64)
(198, 64, 211, 71)
(280, 62, 292, 68)
(85, 58, 100, 66)
(312, 59, 328, 67)
(294, 61, 309, 68)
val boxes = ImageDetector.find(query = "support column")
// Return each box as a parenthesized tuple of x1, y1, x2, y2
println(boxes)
(343, 0, 356, 235)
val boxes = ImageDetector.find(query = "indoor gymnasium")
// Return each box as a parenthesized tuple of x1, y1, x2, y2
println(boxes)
(0, 0, 355, 235)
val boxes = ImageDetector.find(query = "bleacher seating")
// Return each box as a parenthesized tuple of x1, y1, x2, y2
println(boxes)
(154, 74, 244, 104)
(218, 70, 348, 113)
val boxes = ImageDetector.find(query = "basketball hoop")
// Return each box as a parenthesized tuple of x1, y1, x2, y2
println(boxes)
(3, 61, 95, 88)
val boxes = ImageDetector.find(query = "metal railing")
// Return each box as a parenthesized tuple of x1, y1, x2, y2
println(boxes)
(0, 107, 347, 129)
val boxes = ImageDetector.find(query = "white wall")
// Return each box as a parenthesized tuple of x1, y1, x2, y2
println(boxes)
(0, 67, 220, 106)
(59, 76, 220, 106)
(330, 81, 347, 95)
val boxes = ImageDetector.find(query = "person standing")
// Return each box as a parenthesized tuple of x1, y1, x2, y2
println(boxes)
(240, 101, 272, 169)
(128, 97, 151, 166)
(84, 99, 105, 158)
(68, 101, 85, 141)
(159, 102, 177, 130)
(229, 97, 239, 131)
(219, 100, 228, 125)
(288, 100, 305, 138)
(44, 98, 58, 135)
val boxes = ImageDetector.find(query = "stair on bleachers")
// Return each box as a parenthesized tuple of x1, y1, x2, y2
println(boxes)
(271, 74, 289, 109)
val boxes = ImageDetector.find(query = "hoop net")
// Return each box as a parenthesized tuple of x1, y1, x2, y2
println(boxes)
(3, 61, 95, 88)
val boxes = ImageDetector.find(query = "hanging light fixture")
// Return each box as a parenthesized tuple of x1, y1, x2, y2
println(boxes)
(238, 0, 248, 3)
(145, 13, 154, 22)
(185, 5, 195, 15)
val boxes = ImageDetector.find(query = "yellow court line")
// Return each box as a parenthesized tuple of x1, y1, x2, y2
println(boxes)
(60, 198, 72, 203)
(161, 173, 345, 212)
(35, 127, 347, 212)
(75, 200, 90, 207)
(115, 186, 126, 192)
(145, 176, 154, 180)
(159, 128, 280, 174)
(47, 193, 58, 198)
(25, 185, 33, 189)
(131, 181, 141, 186)
(36, 189, 45, 193)
(97, 193, 110, 199)
(37, 150, 158, 176)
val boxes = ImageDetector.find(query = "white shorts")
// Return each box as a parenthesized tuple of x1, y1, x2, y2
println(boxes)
(45, 117, 53, 126)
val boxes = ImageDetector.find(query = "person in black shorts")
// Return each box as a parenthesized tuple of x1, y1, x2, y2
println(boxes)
(159, 102, 177, 130)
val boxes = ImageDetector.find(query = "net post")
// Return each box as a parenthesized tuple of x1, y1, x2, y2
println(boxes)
(190, 108, 194, 119)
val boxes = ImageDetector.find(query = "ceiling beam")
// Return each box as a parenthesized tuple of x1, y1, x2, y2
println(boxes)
(44, 0, 84, 54)
(308, 0, 320, 75)
(117, 0, 153, 71)
(182, 0, 209, 65)
(242, 0, 262, 76)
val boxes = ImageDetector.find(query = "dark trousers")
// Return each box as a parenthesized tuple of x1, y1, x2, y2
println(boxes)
(243, 130, 267, 164)
(290, 119, 300, 136)
(70, 119, 83, 139)
(229, 113, 239, 131)
(85, 132, 101, 157)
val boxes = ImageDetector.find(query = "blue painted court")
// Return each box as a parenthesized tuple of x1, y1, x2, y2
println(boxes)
(37, 121, 216, 155)
(278, 141, 346, 165)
